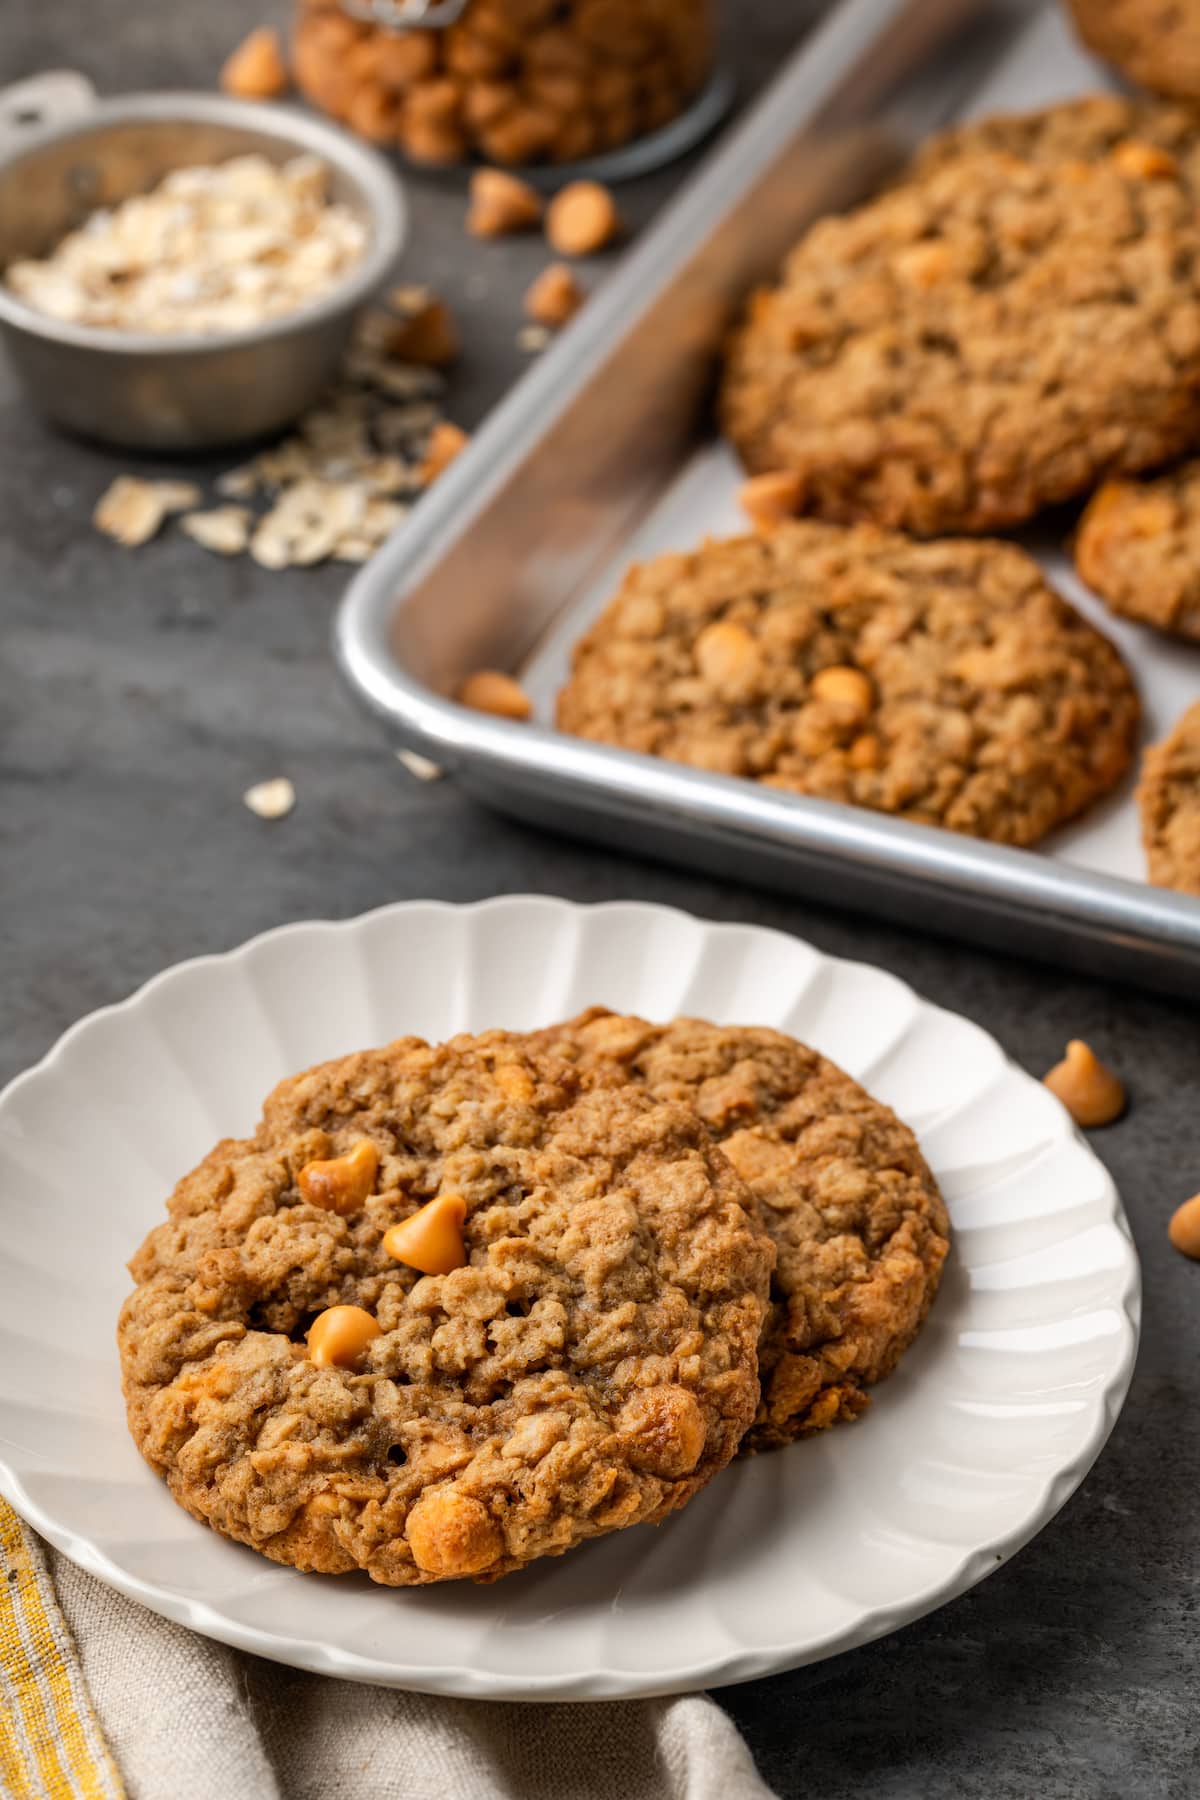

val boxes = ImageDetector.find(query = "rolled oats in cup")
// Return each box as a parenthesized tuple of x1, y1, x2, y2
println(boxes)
(292, 0, 716, 168)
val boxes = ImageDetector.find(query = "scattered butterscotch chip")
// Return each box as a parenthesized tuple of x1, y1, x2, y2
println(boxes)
(306, 1304, 382, 1368)
(418, 420, 469, 485)
(810, 665, 874, 717)
(545, 181, 620, 257)
(739, 470, 805, 528)
(180, 505, 252, 556)
(93, 476, 202, 547)
(524, 262, 584, 328)
(383, 1192, 468, 1275)
(242, 776, 296, 820)
(298, 1140, 379, 1215)
(220, 26, 290, 99)
(1042, 1039, 1126, 1127)
(381, 294, 459, 367)
(466, 168, 543, 237)
(1168, 1194, 1200, 1259)
(457, 669, 533, 720)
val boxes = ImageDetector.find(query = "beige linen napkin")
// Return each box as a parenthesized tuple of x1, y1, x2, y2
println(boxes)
(2, 1501, 776, 1800)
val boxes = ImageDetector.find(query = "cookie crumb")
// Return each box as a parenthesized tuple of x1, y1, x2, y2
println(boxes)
(467, 168, 543, 238)
(243, 777, 295, 820)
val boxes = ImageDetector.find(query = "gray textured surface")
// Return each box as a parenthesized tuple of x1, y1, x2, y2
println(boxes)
(1, 6, 1197, 1798)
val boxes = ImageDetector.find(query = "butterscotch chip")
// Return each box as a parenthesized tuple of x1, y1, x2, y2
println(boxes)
(528, 1011, 949, 1452)
(739, 471, 804, 529)
(479, 104, 559, 166)
(1168, 1194, 1200, 1259)
(346, 82, 404, 144)
(457, 669, 532, 720)
(556, 522, 1139, 847)
(220, 26, 289, 99)
(118, 1032, 774, 1584)
(466, 167, 543, 237)
(401, 116, 467, 165)
(1042, 1040, 1126, 1128)
(373, 31, 438, 90)
(545, 181, 620, 256)
(1076, 462, 1200, 642)
(1138, 699, 1200, 893)
(722, 97, 1200, 534)
(417, 421, 469, 486)
(524, 263, 583, 327)
(382, 295, 459, 367)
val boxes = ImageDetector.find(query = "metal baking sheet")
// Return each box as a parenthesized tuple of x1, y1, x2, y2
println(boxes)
(336, 0, 1200, 998)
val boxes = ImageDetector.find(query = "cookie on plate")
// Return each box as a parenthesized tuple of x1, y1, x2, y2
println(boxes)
(1064, 3, 1200, 105)
(1138, 700, 1200, 893)
(556, 522, 1139, 846)
(1076, 463, 1200, 641)
(528, 1011, 949, 1452)
(119, 1031, 774, 1585)
(719, 132, 1200, 534)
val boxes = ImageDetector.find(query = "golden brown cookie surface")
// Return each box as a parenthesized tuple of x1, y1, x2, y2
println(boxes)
(556, 522, 1139, 847)
(527, 1011, 950, 1451)
(119, 1031, 774, 1585)
(1138, 700, 1200, 893)
(720, 113, 1200, 534)
(1076, 463, 1200, 642)
(1065, 4, 1200, 104)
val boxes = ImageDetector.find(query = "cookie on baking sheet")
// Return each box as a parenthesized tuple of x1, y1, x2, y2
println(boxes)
(909, 92, 1200, 182)
(1076, 462, 1200, 642)
(1138, 700, 1200, 893)
(118, 1031, 774, 1586)
(528, 1010, 949, 1452)
(1065, 4, 1200, 106)
(718, 127, 1200, 534)
(555, 522, 1139, 847)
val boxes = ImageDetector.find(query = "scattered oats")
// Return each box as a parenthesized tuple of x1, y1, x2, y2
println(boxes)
(180, 505, 252, 554)
(215, 464, 260, 499)
(7, 155, 366, 336)
(93, 475, 201, 546)
(154, 481, 204, 513)
(251, 478, 367, 568)
(518, 324, 552, 353)
(396, 748, 444, 781)
(331, 536, 375, 563)
(243, 776, 295, 819)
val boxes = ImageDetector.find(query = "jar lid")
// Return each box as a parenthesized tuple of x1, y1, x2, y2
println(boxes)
(339, 0, 469, 28)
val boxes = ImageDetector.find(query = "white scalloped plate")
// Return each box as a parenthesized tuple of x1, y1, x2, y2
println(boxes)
(0, 898, 1139, 1699)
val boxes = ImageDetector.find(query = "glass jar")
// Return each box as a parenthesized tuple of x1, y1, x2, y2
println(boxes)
(293, 0, 718, 170)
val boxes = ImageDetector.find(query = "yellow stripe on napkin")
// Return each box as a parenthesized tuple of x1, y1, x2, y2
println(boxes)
(0, 1499, 124, 1800)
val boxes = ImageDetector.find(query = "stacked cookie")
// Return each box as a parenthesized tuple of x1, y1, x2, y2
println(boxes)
(553, 94, 1200, 893)
(119, 1016, 947, 1585)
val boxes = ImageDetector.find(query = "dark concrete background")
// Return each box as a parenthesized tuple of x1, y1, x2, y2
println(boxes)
(2, 5, 1197, 1797)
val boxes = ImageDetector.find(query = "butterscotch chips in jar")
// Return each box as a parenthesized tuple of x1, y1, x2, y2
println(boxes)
(292, 0, 715, 166)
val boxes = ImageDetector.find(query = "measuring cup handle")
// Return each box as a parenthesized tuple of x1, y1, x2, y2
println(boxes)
(0, 71, 97, 153)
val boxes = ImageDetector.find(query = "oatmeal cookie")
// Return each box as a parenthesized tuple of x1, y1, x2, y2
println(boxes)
(910, 92, 1200, 182)
(1138, 700, 1200, 892)
(1065, 4, 1200, 105)
(555, 522, 1139, 846)
(528, 1011, 949, 1451)
(118, 1031, 774, 1585)
(719, 133, 1200, 533)
(1076, 461, 1200, 641)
